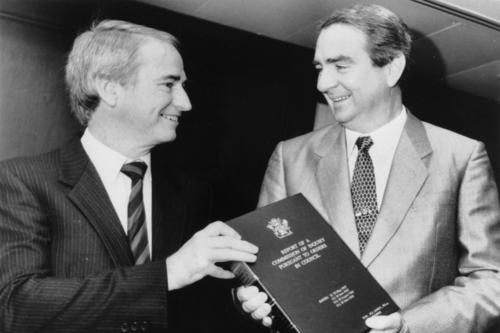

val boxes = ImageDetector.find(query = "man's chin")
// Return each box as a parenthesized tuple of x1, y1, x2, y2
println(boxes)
(155, 131, 177, 145)
(162, 134, 177, 143)
(331, 108, 352, 124)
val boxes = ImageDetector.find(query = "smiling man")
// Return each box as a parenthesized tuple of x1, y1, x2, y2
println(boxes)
(0, 20, 258, 332)
(237, 4, 500, 333)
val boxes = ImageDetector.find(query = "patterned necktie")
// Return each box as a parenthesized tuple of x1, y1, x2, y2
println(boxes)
(121, 161, 150, 265)
(351, 136, 378, 255)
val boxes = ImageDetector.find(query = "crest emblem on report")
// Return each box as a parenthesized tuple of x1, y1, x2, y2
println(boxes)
(267, 218, 293, 239)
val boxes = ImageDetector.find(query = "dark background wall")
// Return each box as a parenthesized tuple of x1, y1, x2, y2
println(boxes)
(0, 4, 81, 159)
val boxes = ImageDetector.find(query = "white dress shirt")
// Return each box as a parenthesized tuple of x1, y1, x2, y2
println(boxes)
(345, 107, 407, 209)
(81, 129, 153, 255)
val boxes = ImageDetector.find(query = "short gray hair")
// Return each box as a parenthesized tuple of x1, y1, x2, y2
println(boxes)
(65, 20, 179, 125)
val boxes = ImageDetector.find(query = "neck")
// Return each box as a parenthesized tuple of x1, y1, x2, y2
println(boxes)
(87, 113, 152, 159)
(346, 88, 403, 134)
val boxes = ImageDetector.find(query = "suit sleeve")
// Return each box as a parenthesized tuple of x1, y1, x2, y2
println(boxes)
(402, 142, 500, 333)
(258, 142, 287, 208)
(0, 168, 169, 333)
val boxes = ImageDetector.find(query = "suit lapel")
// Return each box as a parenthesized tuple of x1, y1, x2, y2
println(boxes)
(361, 113, 432, 266)
(151, 155, 187, 260)
(59, 139, 134, 266)
(316, 125, 360, 257)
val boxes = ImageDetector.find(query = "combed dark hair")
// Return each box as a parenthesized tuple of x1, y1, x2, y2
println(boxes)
(320, 4, 412, 68)
(65, 20, 179, 126)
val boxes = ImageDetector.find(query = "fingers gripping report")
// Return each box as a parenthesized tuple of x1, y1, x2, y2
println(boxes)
(166, 221, 258, 290)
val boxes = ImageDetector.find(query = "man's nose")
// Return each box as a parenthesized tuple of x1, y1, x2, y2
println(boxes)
(316, 68, 338, 93)
(174, 86, 192, 112)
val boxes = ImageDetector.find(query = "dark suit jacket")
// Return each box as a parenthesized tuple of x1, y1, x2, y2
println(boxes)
(0, 139, 212, 332)
(259, 113, 500, 332)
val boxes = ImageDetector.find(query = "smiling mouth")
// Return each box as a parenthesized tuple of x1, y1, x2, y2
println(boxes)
(160, 112, 179, 122)
(330, 94, 351, 103)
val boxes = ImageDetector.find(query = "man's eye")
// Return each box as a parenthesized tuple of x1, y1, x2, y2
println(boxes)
(314, 66, 322, 73)
(163, 82, 174, 89)
(336, 64, 347, 70)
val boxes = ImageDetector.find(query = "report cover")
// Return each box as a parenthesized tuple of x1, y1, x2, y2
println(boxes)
(227, 194, 399, 333)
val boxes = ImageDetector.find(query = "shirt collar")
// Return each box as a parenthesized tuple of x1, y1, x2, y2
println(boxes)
(345, 106, 407, 154)
(81, 128, 151, 182)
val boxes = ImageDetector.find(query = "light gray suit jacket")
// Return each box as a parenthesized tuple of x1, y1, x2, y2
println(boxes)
(258, 113, 500, 332)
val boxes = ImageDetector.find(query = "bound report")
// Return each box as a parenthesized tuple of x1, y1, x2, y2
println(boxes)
(226, 194, 399, 333)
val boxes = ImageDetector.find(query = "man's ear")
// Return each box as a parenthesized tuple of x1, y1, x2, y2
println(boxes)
(94, 77, 119, 107)
(385, 52, 406, 87)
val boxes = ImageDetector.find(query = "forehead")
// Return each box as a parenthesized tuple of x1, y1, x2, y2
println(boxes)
(137, 39, 185, 77)
(314, 24, 369, 61)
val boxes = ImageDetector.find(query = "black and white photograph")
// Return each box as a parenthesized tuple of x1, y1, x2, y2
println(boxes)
(0, 0, 499, 332)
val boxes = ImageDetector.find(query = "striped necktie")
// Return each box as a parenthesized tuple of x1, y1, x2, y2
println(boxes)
(351, 136, 378, 255)
(121, 161, 150, 265)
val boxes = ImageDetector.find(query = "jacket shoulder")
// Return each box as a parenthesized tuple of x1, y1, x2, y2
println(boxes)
(421, 121, 481, 151)
(280, 123, 340, 153)
(0, 149, 61, 180)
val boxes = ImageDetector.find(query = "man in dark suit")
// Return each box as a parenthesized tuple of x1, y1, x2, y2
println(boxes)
(237, 4, 500, 333)
(0, 20, 258, 332)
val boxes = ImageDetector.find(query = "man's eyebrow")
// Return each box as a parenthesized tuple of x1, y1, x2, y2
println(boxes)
(313, 55, 353, 66)
(326, 55, 352, 64)
(159, 75, 181, 81)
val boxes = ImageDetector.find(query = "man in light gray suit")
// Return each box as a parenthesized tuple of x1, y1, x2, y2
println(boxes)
(237, 4, 500, 333)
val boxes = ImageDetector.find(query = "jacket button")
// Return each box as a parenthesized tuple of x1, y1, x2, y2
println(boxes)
(120, 322, 129, 332)
(140, 321, 149, 331)
(131, 321, 138, 331)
